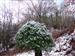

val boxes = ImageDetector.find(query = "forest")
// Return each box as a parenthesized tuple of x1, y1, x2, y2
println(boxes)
(0, 0, 75, 56)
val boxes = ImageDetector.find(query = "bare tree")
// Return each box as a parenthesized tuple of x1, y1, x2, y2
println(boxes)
(22, 0, 57, 28)
(0, 5, 17, 51)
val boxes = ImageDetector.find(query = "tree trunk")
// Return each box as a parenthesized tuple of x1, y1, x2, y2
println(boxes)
(35, 49, 42, 56)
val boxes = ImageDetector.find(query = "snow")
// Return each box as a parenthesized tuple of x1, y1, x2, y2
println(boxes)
(16, 51, 35, 56)
(16, 30, 75, 56)
(0, 0, 74, 55)
(15, 30, 75, 56)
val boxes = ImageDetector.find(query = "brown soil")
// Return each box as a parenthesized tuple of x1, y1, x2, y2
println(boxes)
(0, 47, 31, 56)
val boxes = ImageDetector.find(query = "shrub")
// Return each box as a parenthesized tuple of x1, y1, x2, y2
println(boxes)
(16, 20, 55, 56)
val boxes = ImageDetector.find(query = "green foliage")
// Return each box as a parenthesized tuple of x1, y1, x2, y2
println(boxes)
(16, 20, 54, 51)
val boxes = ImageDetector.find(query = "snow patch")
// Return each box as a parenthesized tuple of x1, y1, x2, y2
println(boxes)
(16, 30, 75, 56)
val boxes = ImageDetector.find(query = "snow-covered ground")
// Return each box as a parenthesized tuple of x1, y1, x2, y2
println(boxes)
(16, 30, 75, 56)
(0, 0, 75, 56)
(16, 51, 35, 56)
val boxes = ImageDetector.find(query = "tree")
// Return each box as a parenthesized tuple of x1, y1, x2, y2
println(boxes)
(0, 5, 17, 51)
(23, 0, 57, 28)
(16, 20, 55, 56)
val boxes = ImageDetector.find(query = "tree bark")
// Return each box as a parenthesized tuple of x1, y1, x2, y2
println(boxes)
(35, 49, 42, 56)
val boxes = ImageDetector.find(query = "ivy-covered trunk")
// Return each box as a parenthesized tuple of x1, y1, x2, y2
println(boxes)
(16, 21, 55, 56)
(35, 49, 42, 56)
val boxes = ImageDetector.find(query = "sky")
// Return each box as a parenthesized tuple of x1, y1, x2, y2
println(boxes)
(0, 0, 64, 24)
(54, 0, 64, 6)
(0, 0, 64, 6)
